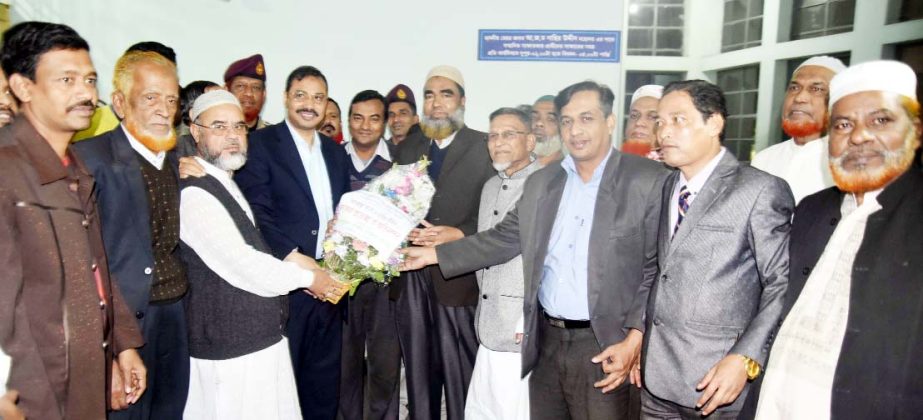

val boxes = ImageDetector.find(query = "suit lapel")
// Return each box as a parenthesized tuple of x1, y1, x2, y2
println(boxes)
(110, 128, 152, 247)
(667, 151, 739, 258)
(659, 171, 679, 266)
(319, 134, 344, 206)
(530, 167, 567, 287)
(587, 152, 622, 313)
(436, 127, 479, 182)
(275, 123, 314, 199)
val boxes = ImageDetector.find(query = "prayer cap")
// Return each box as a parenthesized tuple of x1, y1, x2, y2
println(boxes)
(795, 55, 847, 75)
(190, 90, 241, 122)
(829, 60, 917, 108)
(630, 84, 664, 106)
(426, 65, 465, 90)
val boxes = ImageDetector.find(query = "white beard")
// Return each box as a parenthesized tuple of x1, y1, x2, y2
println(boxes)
(214, 153, 247, 172)
(491, 161, 512, 172)
(533, 134, 562, 157)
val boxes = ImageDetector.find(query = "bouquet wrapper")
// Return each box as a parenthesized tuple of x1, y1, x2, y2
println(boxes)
(321, 158, 435, 303)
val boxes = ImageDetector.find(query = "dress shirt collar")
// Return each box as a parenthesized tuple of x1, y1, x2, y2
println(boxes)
(122, 124, 166, 169)
(497, 155, 539, 180)
(678, 147, 726, 195)
(193, 156, 233, 182)
(560, 146, 613, 184)
(285, 119, 321, 152)
(431, 129, 458, 149)
(345, 138, 391, 172)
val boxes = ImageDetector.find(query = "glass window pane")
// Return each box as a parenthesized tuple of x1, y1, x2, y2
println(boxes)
(747, 18, 763, 43)
(795, 4, 827, 34)
(740, 117, 757, 137)
(628, 29, 654, 49)
(829, 0, 855, 27)
(743, 67, 759, 89)
(725, 118, 741, 138)
(725, 0, 748, 21)
(741, 92, 758, 114)
(737, 140, 754, 162)
(749, 0, 764, 17)
(724, 21, 746, 45)
(718, 71, 741, 92)
(658, 5, 685, 27)
(657, 29, 683, 50)
(727, 93, 743, 115)
(660, 0, 684, 4)
(629, 5, 655, 26)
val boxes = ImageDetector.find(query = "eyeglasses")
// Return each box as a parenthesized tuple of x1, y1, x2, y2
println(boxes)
(487, 130, 527, 142)
(289, 90, 327, 104)
(192, 121, 248, 135)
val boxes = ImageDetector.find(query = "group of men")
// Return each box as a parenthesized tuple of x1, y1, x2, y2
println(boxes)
(0, 18, 921, 420)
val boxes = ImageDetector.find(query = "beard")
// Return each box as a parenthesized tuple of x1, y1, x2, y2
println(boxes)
(420, 108, 464, 140)
(491, 160, 511, 172)
(124, 119, 177, 153)
(200, 140, 247, 172)
(782, 118, 825, 139)
(533, 134, 562, 157)
(829, 131, 920, 194)
(621, 140, 653, 157)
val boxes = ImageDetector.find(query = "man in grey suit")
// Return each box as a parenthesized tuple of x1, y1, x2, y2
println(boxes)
(403, 81, 669, 420)
(638, 80, 792, 419)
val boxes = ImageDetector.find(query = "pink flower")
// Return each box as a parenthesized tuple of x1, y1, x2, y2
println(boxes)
(352, 239, 369, 251)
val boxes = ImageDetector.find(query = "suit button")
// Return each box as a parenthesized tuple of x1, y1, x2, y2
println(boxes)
(482, 294, 488, 300)
(135, 311, 144, 319)
(830, 218, 838, 226)
(144, 267, 152, 275)
(493, 210, 499, 216)
(311, 230, 318, 235)
(90, 262, 98, 271)
(102, 340, 109, 349)
(81, 219, 90, 228)
(802, 267, 811, 276)
(502, 185, 509, 190)
(661, 274, 668, 281)
(653, 318, 662, 326)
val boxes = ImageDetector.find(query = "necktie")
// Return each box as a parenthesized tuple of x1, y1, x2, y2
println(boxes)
(674, 185, 691, 235)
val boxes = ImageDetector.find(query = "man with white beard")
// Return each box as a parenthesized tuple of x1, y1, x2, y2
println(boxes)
(463, 107, 540, 420)
(393, 65, 495, 420)
(179, 90, 346, 420)
(751, 56, 845, 204)
(531, 95, 565, 166)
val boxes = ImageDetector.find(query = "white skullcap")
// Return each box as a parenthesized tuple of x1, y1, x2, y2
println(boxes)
(426, 65, 465, 90)
(795, 55, 847, 75)
(189, 90, 241, 122)
(829, 60, 918, 108)
(630, 84, 663, 106)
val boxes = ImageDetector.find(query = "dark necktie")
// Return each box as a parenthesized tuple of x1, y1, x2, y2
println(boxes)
(674, 185, 691, 235)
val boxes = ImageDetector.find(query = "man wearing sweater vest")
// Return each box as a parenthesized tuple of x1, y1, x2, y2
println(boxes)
(338, 89, 402, 420)
(179, 90, 345, 420)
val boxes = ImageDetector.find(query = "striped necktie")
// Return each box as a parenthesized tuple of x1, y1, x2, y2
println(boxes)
(674, 185, 691, 235)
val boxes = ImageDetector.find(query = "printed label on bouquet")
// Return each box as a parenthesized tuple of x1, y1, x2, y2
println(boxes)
(335, 191, 416, 257)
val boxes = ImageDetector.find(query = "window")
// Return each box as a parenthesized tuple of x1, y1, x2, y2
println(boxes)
(887, 0, 923, 23)
(790, 0, 855, 40)
(894, 40, 923, 101)
(716, 65, 759, 161)
(722, 0, 763, 52)
(622, 71, 685, 132)
(627, 0, 685, 56)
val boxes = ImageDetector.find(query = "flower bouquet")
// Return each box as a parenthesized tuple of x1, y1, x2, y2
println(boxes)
(320, 157, 435, 303)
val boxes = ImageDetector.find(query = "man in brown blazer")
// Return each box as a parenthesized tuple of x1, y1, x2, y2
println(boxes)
(0, 21, 145, 420)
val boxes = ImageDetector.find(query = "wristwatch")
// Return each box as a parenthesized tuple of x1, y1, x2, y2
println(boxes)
(740, 355, 761, 380)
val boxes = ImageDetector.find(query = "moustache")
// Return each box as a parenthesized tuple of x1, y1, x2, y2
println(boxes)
(66, 100, 95, 112)
(321, 123, 335, 132)
(296, 108, 319, 116)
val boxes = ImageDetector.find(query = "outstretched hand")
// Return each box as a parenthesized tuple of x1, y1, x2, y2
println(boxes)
(399, 247, 438, 271)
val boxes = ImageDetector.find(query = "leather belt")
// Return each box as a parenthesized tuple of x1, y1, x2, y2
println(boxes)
(543, 311, 591, 329)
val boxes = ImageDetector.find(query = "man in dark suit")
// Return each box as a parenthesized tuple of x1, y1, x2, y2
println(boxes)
(390, 65, 495, 420)
(638, 80, 792, 419)
(234, 65, 351, 420)
(73, 49, 189, 420)
(742, 61, 923, 419)
(403, 80, 668, 420)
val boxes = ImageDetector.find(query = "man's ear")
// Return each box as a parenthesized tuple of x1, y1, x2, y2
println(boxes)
(8, 73, 32, 104)
(525, 133, 537, 152)
(606, 113, 617, 134)
(412, 115, 420, 124)
(111, 91, 127, 119)
(707, 113, 725, 141)
(460, 95, 467, 108)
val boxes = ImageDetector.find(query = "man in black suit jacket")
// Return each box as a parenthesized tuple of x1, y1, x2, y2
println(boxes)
(391, 65, 495, 420)
(742, 61, 923, 419)
(73, 50, 189, 419)
(234, 66, 351, 420)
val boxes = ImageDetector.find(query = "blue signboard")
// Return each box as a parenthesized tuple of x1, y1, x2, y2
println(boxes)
(478, 29, 620, 63)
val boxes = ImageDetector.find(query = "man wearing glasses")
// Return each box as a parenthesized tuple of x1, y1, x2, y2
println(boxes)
(234, 65, 351, 419)
(224, 54, 269, 133)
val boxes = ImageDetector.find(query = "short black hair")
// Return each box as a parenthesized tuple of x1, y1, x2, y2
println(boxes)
(180, 80, 220, 126)
(388, 98, 417, 114)
(125, 41, 176, 65)
(349, 90, 386, 117)
(0, 21, 90, 81)
(662, 79, 728, 142)
(489, 107, 532, 129)
(554, 80, 615, 117)
(328, 98, 340, 113)
(285, 65, 327, 93)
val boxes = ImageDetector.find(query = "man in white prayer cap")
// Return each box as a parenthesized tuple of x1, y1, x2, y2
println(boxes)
(179, 90, 347, 420)
(622, 84, 663, 160)
(742, 60, 923, 419)
(751, 56, 846, 203)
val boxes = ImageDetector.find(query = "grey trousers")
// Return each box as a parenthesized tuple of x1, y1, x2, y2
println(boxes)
(529, 319, 634, 420)
(640, 388, 740, 420)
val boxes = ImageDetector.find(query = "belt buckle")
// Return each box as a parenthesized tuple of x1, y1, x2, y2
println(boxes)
(548, 317, 566, 328)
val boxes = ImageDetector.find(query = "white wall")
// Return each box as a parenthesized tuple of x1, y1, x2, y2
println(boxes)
(13, 0, 625, 133)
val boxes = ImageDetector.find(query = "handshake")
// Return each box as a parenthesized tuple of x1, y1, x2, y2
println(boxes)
(284, 251, 350, 303)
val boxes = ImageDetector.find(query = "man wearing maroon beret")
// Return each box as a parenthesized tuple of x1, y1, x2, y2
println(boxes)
(384, 83, 420, 147)
(224, 54, 269, 133)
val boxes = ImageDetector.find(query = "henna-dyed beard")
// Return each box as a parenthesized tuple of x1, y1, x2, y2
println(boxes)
(782, 118, 825, 139)
(829, 131, 919, 194)
(124, 119, 177, 153)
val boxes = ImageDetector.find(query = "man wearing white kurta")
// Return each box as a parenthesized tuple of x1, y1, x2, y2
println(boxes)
(178, 91, 346, 420)
(751, 56, 845, 204)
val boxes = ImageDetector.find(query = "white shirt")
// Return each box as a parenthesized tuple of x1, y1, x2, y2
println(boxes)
(754, 190, 883, 420)
(750, 137, 835, 204)
(432, 130, 458, 149)
(286, 120, 334, 259)
(179, 156, 315, 297)
(669, 148, 726, 237)
(122, 124, 166, 169)
(344, 138, 391, 172)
